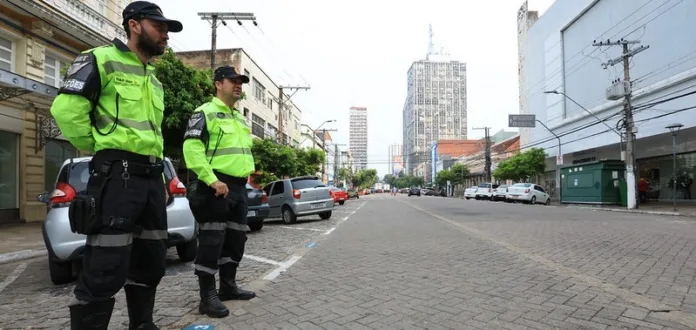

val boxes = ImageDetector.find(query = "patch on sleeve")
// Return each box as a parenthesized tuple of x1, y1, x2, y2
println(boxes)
(184, 112, 206, 139)
(58, 52, 100, 102)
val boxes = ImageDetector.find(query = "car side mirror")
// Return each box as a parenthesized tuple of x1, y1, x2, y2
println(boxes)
(37, 192, 49, 204)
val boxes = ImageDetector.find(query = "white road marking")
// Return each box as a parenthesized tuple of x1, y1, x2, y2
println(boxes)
(0, 263, 27, 293)
(0, 249, 46, 265)
(243, 254, 282, 266)
(323, 228, 336, 235)
(276, 226, 324, 232)
(264, 255, 302, 280)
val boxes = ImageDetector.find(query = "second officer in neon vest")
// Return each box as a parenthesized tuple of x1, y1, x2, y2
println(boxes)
(183, 66, 256, 318)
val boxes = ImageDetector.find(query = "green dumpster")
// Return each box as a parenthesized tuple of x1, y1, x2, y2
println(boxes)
(619, 180, 627, 206)
(560, 159, 626, 205)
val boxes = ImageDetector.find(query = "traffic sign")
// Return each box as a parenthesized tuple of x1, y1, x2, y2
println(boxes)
(508, 114, 536, 128)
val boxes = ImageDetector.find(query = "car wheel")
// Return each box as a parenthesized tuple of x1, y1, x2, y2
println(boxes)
(248, 222, 263, 231)
(282, 206, 297, 224)
(545, 198, 551, 206)
(49, 258, 75, 285)
(176, 237, 198, 262)
(465, 197, 470, 200)
(531, 196, 537, 204)
(319, 211, 332, 220)
(339, 201, 345, 205)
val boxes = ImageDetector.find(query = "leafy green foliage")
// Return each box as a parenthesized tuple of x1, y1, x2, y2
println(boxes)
(338, 168, 353, 183)
(392, 175, 425, 188)
(250, 138, 326, 186)
(351, 169, 379, 189)
(154, 48, 214, 159)
(435, 164, 470, 186)
(493, 148, 547, 182)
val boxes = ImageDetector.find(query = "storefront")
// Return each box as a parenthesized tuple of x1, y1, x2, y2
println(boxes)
(637, 152, 696, 202)
(0, 130, 19, 222)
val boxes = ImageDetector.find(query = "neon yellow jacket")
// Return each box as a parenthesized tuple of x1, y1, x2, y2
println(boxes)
(50, 39, 164, 159)
(183, 97, 255, 185)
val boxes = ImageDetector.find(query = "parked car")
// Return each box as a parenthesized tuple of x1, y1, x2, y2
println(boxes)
(505, 183, 551, 205)
(329, 187, 348, 205)
(346, 188, 360, 199)
(474, 183, 499, 200)
(246, 183, 270, 231)
(408, 186, 421, 197)
(262, 176, 334, 224)
(492, 184, 510, 201)
(38, 156, 198, 285)
(464, 186, 478, 199)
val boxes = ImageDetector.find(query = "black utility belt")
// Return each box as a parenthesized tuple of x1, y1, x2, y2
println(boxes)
(213, 170, 248, 186)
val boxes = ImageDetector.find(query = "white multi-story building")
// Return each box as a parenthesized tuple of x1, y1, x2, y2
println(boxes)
(0, 0, 133, 224)
(349, 106, 368, 171)
(177, 49, 303, 146)
(403, 28, 468, 176)
(522, 0, 696, 202)
(517, 0, 540, 147)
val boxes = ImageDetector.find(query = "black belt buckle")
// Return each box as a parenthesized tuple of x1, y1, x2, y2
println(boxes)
(149, 155, 157, 164)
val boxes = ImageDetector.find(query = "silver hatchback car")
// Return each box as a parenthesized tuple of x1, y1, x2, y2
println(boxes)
(262, 176, 334, 224)
(38, 156, 198, 285)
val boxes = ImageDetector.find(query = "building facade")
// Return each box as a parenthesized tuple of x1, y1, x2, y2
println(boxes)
(176, 49, 303, 146)
(517, 0, 539, 147)
(349, 106, 368, 171)
(402, 57, 468, 176)
(0, 0, 132, 224)
(388, 144, 403, 176)
(522, 0, 696, 202)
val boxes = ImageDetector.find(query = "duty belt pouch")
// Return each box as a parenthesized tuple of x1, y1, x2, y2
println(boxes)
(186, 180, 207, 213)
(68, 166, 109, 235)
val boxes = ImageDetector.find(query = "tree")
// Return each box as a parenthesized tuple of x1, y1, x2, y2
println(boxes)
(295, 148, 325, 177)
(493, 148, 547, 182)
(394, 175, 425, 188)
(154, 48, 214, 160)
(383, 174, 398, 187)
(352, 169, 378, 189)
(250, 139, 326, 186)
(338, 168, 353, 184)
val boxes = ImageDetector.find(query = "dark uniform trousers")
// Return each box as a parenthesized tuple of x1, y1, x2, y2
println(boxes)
(71, 149, 168, 329)
(191, 172, 249, 277)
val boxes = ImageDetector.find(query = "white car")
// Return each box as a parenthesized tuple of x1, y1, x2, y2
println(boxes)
(505, 183, 551, 205)
(464, 186, 478, 199)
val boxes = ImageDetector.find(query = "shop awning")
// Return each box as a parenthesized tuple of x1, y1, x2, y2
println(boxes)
(0, 68, 61, 153)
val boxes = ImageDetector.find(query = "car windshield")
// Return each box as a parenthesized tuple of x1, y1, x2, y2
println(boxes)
(512, 183, 532, 187)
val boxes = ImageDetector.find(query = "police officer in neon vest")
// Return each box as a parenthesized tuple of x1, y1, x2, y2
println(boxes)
(183, 66, 257, 318)
(49, 2, 182, 329)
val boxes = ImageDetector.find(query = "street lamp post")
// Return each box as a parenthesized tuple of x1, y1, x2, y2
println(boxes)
(535, 119, 562, 202)
(666, 123, 683, 212)
(300, 119, 336, 148)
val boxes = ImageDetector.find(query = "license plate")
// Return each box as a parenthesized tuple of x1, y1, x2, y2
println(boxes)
(339, 198, 344, 200)
(247, 210, 257, 217)
(311, 203, 326, 209)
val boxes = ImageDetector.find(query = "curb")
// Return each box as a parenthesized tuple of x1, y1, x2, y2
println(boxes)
(0, 249, 46, 265)
(565, 205, 685, 217)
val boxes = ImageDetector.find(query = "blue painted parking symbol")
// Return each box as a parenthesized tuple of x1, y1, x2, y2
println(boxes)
(183, 324, 216, 330)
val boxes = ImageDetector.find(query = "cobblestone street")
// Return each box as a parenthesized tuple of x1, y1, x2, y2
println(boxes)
(4, 195, 696, 329)
(0, 198, 367, 329)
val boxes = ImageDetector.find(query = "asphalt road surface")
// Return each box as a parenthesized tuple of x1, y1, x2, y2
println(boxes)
(3, 194, 696, 329)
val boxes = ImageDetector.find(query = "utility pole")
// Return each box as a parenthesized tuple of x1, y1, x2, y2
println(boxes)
(473, 127, 492, 182)
(198, 12, 256, 71)
(278, 85, 311, 145)
(594, 38, 649, 209)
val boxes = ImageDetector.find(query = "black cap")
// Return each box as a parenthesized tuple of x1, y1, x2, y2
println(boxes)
(122, 1, 183, 33)
(214, 66, 250, 83)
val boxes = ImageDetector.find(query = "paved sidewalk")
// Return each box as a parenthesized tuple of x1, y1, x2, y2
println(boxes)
(0, 223, 45, 255)
(180, 197, 695, 329)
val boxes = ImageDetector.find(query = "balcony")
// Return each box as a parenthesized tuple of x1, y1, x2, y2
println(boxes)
(10, 0, 126, 48)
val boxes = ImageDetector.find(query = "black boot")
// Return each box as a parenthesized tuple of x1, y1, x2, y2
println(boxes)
(219, 264, 256, 301)
(198, 274, 230, 318)
(69, 297, 115, 330)
(125, 284, 159, 330)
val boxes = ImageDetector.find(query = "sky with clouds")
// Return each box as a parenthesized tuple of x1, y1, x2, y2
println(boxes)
(149, 0, 555, 177)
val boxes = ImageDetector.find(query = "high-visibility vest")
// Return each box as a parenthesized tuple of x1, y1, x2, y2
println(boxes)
(183, 97, 255, 182)
(51, 40, 165, 159)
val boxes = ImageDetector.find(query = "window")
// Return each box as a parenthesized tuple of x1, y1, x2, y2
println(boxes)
(252, 78, 266, 104)
(0, 36, 13, 72)
(96, 0, 107, 16)
(44, 139, 78, 192)
(45, 54, 68, 87)
(0, 131, 19, 209)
